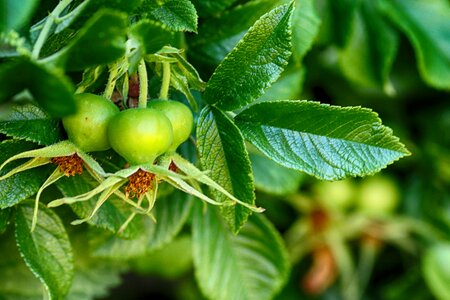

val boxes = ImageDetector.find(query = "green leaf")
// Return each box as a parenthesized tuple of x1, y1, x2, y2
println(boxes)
(15, 201, 74, 300)
(0, 61, 24, 102)
(55, 173, 142, 239)
(48, 9, 127, 71)
(318, 0, 360, 47)
(190, 0, 238, 16)
(142, 0, 198, 33)
(235, 100, 410, 180)
(90, 189, 193, 259)
(379, 0, 450, 90)
(250, 152, 303, 195)
(0, 140, 49, 209)
(0, 208, 11, 233)
(190, 0, 280, 65)
(291, 0, 321, 62)
(130, 20, 174, 55)
(423, 243, 450, 300)
(0, 0, 38, 32)
(0, 231, 43, 299)
(0, 102, 62, 145)
(0, 60, 76, 117)
(192, 205, 290, 300)
(339, 0, 399, 91)
(85, 0, 143, 13)
(197, 106, 255, 233)
(203, 3, 294, 111)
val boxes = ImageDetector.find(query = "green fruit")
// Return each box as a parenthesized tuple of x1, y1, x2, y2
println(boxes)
(62, 93, 119, 152)
(356, 175, 400, 216)
(107, 108, 173, 165)
(147, 100, 193, 152)
(313, 179, 356, 211)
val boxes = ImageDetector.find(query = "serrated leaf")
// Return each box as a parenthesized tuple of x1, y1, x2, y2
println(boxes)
(130, 20, 175, 55)
(0, 60, 76, 117)
(423, 243, 450, 300)
(190, 0, 238, 16)
(90, 189, 193, 259)
(0, 0, 38, 32)
(339, 0, 399, 90)
(203, 3, 293, 111)
(15, 201, 74, 300)
(250, 152, 303, 195)
(142, 0, 198, 32)
(47, 9, 127, 71)
(379, 0, 450, 90)
(235, 100, 410, 180)
(55, 173, 142, 239)
(0, 140, 49, 209)
(291, 0, 321, 62)
(197, 106, 255, 233)
(190, 0, 280, 65)
(192, 205, 290, 300)
(0, 102, 62, 145)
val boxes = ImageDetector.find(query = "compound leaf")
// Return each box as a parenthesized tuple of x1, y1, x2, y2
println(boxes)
(192, 205, 289, 300)
(191, 0, 280, 65)
(203, 3, 294, 111)
(130, 20, 174, 55)
(0, 102, 62, 145)
(0, 60, 76, 117)
(142, 0, 198, 32)
(197, 106, 255, 233)
(49, 9, 128, 71)
(15, 201, 74, 300)
(235, 100, 410, 180)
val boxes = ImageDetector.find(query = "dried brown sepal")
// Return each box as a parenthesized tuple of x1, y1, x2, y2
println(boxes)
(125, 168, 155, 199)
(51, 154, 83, 176)
(168, 160, 178, 173)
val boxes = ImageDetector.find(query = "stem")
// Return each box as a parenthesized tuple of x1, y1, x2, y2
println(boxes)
(356, 242, 377, 297)
(138, 59, 148, 108)
(104, 63, 119, 99)
(32, 0, 73, 59)
(159, 62, 171, 100)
